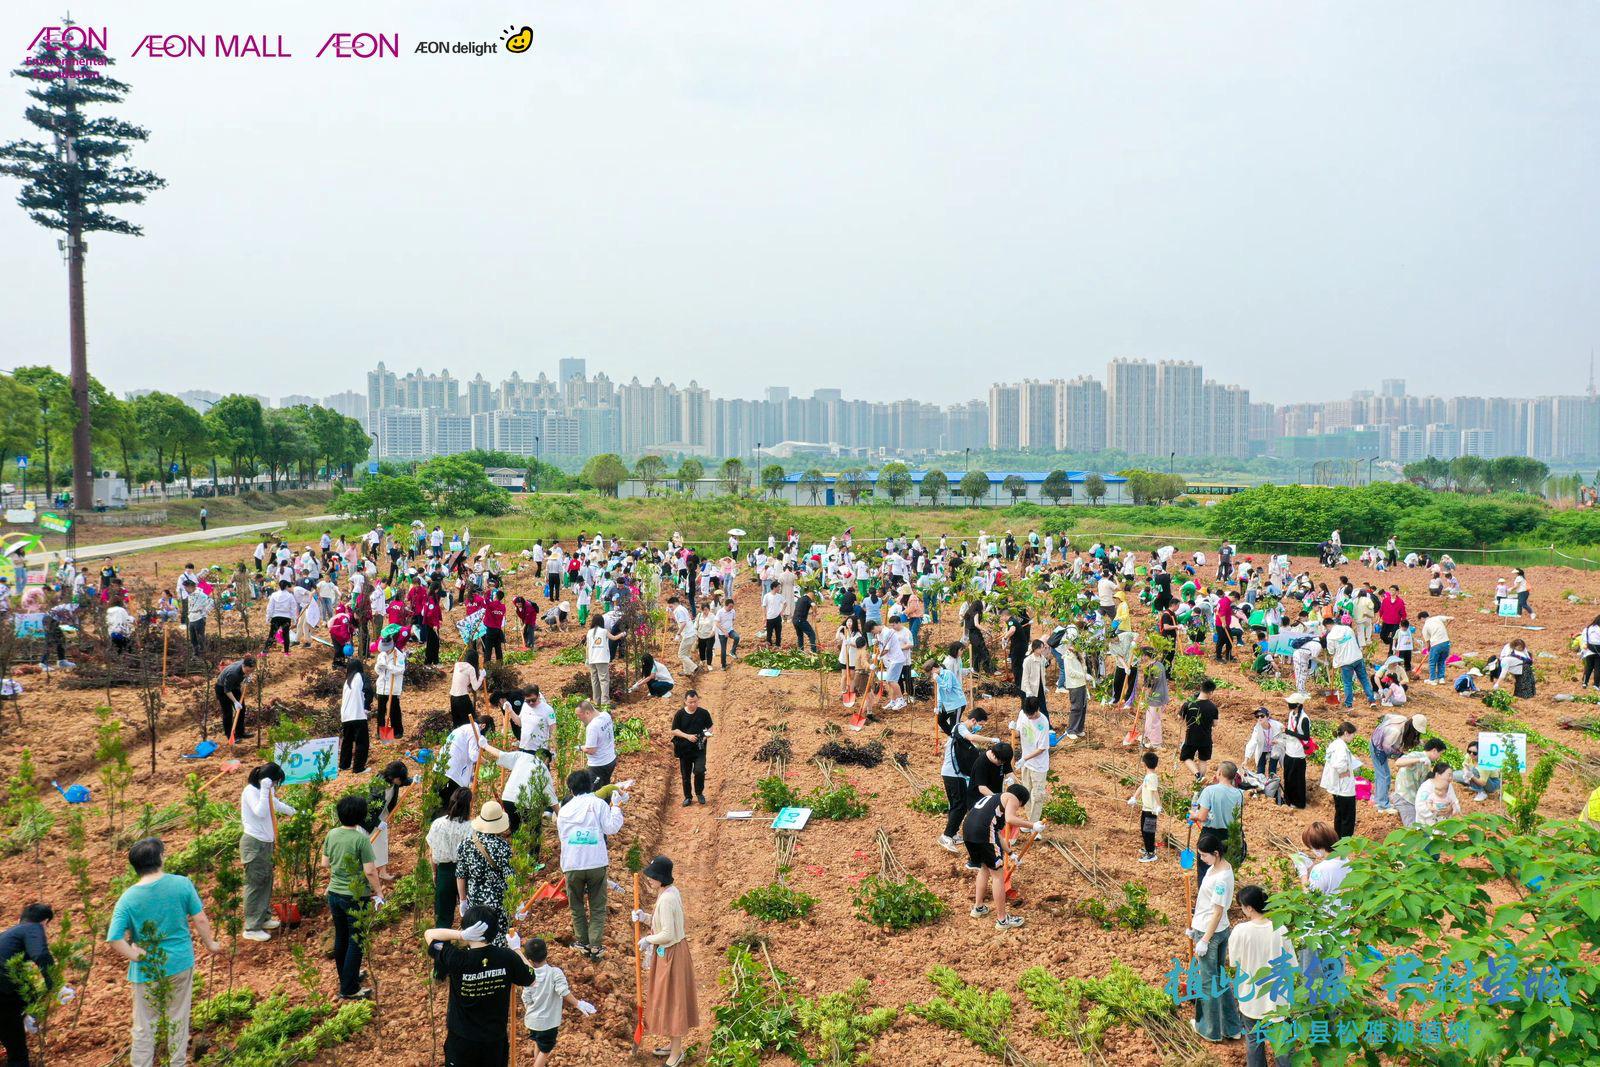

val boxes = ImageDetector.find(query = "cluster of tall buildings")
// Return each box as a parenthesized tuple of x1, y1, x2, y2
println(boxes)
(987, 360, 1252, 457)
(289, 360, 1600, 466)
(357, 360, 990, 462)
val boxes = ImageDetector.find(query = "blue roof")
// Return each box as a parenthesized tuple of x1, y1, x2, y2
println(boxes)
(781, 469, 1126, 485)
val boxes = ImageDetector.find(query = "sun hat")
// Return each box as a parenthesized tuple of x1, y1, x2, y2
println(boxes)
(472, 800, 510, 834)
(642, 855, 674, 885)
(1285, 692, 1309, 704)
(1410, 714, 1429, 733)
(1466, 667, 1482, 677)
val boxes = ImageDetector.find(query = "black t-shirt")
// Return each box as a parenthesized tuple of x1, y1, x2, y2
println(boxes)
(837, 589, 857, 617)
(217, 659, 249, 697)
(671, 707, 713, 758)
(429, 941, 534, 1043)
(793, 594, 812, 625)
(962, 792, 1006, 845)
(1007, 614, 1031, 654)
(1182, 699, 1219, 740)
(968, 753, 1006, 800)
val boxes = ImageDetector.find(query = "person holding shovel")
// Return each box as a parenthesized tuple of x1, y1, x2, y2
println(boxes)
(214, 655, 256, 745)
(239, 763, 296, 942)
(961, 783, 1040, 930)
(633, 855, 698, 1067)
(424, 906, 535, 1067)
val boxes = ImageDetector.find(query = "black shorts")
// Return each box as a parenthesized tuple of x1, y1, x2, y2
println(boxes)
(1179, 737, 1213, 761)
(964, 840, 1001, 870)
(527, 1027, 559, 1054)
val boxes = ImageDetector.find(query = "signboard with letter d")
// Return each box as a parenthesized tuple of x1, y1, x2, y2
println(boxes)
(1476, 731, 1527, 773)
(274, 737, 339, 784)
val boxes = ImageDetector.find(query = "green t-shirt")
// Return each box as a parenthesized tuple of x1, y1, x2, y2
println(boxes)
(106, 873, 204, 982)
(323, 826, 376, 898)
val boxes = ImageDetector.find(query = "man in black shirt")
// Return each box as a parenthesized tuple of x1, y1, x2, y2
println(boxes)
(0, 904, 55, 1066)
(669, 690, 714, 806)
(961, 784, 1037, 930)
(791, 592, 816, 652)
(1006, 611, 1031, 692)
(1179, 679, 1220, 781)
(425, 905, 535, 1067)
(215, 655, 257, 743)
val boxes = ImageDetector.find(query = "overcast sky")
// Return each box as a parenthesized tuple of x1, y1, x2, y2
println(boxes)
(2, 1, 1596, 406)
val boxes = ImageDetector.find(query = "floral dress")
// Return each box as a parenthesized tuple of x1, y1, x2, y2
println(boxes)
(454, 831, 513, 947)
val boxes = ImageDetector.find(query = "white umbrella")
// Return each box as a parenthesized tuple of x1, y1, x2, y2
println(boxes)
(727, 528, 747, 537)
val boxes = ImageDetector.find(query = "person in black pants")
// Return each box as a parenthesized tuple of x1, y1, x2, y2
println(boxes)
(965, 740, 1013, 809)
(338, 659, 374, 775)
(215, 655, 257, 743)
(792, 591, 816, 652)
(937, 707, 993, 851)
(1282, 693, 1312, 810)
(670, 691, 713, 806)
(0, 903, 54, 1066)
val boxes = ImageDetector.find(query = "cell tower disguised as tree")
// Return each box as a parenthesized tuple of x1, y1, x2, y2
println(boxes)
(0, 19, 165, 508)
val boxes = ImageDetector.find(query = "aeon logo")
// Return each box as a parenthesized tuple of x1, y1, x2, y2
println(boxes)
(27, 25, 108, 51)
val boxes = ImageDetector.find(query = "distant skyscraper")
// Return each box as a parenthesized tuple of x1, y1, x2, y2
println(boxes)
(467, 374, 494, 415)
(987, 383, 1020, 451)
(1106, 359, 1158, 455)
(322, 390, 368, 426)
(557, 358, 587, 387)
(1056, 376, 1107, 453)
(1381, 379, 1406, 399)
(277, 394, 317, 408)
(1155, 360, 1203, 456)
(1016, 380, 1058, 452)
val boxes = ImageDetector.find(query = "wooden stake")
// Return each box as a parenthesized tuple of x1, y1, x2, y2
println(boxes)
(632, 873, 646, 1048)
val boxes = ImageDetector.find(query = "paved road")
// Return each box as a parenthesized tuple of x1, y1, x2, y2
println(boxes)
(23, 514, 338, 566)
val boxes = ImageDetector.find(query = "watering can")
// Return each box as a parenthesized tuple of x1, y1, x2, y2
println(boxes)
(181, 740, 220, 760)
(52, 781, 91, 804)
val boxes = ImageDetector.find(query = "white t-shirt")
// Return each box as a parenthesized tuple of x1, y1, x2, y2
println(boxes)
(517, 697, 556, 752)
(585, 626, 612, 665)
(1190, 864, 1235, 933)
(444, 723, 481, 788)
(1228, 919, 1293, 1020)
(585, 712, 616, 767)
(1012, 712, 1050, 773)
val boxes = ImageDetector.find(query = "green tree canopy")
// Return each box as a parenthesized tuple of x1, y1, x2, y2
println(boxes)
(919, 468, 948, 506)
(719, 458, 746, 496)
(582, 454, 629, 497)
(761, 463, 787, 498)
(416, 455, 511, 516)
(879, 461, 913, 504)
(1041, 469, 1071, 505)
(799, 468, 827, 504)
(635, 454, 667, 495)
(959, 469, 990, 505)
(1084, 473, 1107, 505)
(344, 474, 428, 526)
(676, 457, 704, 490)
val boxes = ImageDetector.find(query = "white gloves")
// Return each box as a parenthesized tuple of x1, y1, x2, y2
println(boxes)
(576, 999, 597, 1016)
(1195, 938, 1211, 957)
(458, 900, 468, 917)
(460, 921, 490, 942)
(56, 986, 76, 1006)
(373, 895, 386, 908)
(1126, 795, 1140, 807)
(506, 931, 522, 951)
(23, 1016, 36, 1035)
(514, 908, 528, 922)
(631, 909, 650, 923)
(1032, 822, 1045, 833)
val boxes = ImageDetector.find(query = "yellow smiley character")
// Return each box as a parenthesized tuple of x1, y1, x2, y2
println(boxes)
(506, 25, 532, 53)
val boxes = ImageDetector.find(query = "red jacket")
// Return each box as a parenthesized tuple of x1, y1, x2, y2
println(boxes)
(417, 595, 442, 628)
(482, 599, 506, 631)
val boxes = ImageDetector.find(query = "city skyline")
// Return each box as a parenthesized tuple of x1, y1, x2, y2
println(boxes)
(126, 357, 1595, 465)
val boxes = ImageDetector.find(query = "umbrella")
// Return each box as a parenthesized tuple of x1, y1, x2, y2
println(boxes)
(380, 622, 402, 638)
(727, 528, 746, 537)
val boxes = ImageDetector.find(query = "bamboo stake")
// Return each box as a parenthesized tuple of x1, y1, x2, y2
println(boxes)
(632, 874, 646, 1048)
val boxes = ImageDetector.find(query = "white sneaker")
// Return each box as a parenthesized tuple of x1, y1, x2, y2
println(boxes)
(1138, 852, 1159, 863)
(939, 835, 960, 853)
(1472, 791, 1488, 801)
(242, 929, 270, 942)
(262, 917, 282, 930)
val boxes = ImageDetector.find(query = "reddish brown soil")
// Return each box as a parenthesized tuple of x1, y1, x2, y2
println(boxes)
(4, 537, 1597, 1067)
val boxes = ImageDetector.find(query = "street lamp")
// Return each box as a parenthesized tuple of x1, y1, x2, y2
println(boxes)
(965, 447, 971, 471)
(1169, 451, 1176, 475)
(1367, 456, 1377, 485)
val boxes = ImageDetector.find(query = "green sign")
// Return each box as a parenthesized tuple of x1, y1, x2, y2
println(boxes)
(39, 512, 71, 534)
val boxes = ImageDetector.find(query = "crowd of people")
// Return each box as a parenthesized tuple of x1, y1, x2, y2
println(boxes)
(2, 517, 1597, 1067)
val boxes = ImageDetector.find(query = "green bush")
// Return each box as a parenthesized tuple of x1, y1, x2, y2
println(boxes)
(732, 882, 817, 923)
(852, 875, 947, 931)
(908, 785, 949, 815)
(1041, 788, 1087, 827)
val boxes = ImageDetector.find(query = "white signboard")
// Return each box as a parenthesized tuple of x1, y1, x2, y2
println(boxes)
(1476, 731, 1527, 773)
(274, 737, 339, 784)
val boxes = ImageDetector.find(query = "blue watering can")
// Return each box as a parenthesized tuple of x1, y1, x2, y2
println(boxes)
(52, 781, 91, 804)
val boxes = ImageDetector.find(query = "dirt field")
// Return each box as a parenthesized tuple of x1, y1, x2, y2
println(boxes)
(3, 531, 1597, 1067)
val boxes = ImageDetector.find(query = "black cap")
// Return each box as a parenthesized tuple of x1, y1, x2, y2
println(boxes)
(642, 855, 674, 885)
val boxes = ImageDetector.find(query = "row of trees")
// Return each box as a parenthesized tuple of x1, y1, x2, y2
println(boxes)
(0, 367, 371, 495)
(1400, 455, 1551, 494)
(578, 453, 1114, 506)
(339, 455, 512, 525)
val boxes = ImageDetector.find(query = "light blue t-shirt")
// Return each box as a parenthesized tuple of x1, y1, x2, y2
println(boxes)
(107, 873, 203, 982)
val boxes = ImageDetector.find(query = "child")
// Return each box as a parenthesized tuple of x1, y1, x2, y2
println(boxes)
(520, 936, 597, 1066)
(1453, 667, 1481, 696)
(1127, 751, 1162, 862)
(1390, 621, 1414, 674)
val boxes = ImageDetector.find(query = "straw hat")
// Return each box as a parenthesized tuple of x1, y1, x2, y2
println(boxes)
(1410, 714, 1429, 734)
(1285, 692, 1309, 705)
(472, 800, 510, 835)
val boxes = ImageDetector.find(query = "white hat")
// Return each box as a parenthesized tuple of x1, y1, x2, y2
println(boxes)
(1411, 714, 1429, 733)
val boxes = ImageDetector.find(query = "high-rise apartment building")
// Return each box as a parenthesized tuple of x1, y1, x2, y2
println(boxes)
(1056, 376, 1106, 453)
(322, 390, 368, 426)
(1155, 360, 1204, 456)
(1203, 380, 1250, 459)
(1016, 380, 1058, 452)
(1106, 359, 1158, 455)
(987, 384, 1021, 451)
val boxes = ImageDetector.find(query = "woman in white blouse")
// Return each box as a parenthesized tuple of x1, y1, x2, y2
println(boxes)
(634, 855, 699, 1066)
(338, 658, 373, 774)
(239, 763, 297, 941)
(1319, 721, 1360, 841)
(425, 787, 474, 928)
(374, 639, 406, 738)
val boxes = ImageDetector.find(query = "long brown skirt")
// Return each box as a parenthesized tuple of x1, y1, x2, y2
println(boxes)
(645, 939, 701, 1037)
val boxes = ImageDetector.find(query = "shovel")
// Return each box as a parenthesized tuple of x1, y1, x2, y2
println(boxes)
(1002, 829, 1040, 903)
(200, 760, 243, 790)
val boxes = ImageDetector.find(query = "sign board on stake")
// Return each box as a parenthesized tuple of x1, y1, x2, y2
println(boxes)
(1476, 731, 1527, 773)
(274, 737, 339, 784)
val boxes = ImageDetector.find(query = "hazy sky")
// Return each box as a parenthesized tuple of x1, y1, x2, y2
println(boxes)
(2, 1, 1597, 406)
